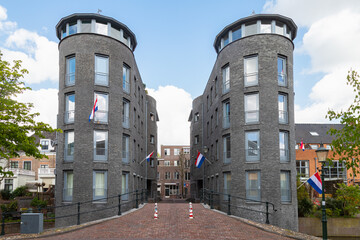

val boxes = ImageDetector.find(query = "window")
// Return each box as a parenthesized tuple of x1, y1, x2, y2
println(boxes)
(121, 172, 129, 200)
(223, 172, 231, 200)
(223, 33, 229, 46)
(65, 93, 75, 124)
(41, 140, 49, 150)
(245, 93, 259, 123)
(94, 130, 108, 161)
(223, 101, 230, 129)
(66, 56, 75, 86)
(309, 132, 319, 136)
(185, 172, 190, 181)
(24, 161, 31, 171)
(246, 131, 260, 162)
(222, 65, 230, 93)
(150, 135, 155, 144)
(232, 26, 241, 41)
(165, 172, 171, 179)
(310, 144, 318, 150)
(157, 172, 160, 180)
(165, 185, 179, 195)
(246, 171, 260, 201)
(183, 148, 190, 154)
(122, 99, 130, 128)
(278, 94, 288, 124)
(95, 55, 109, 86)
(278, 57, 287, 86)
(215, 108, 219, 126)
(174, 172, 180, 180)
(63, 171, 73, 202)
(260, 20, 272, 33)
(280, 171, 291, 202)
(123, 65, 130, 93)
(164, 148, 170, 156)
(214, 77, 219, 96)
(69, 22, 77, 35)
(275, 21, 284, 35)
(10, 161, 18, 168)
(4, 179, 13, 192)
(244, 21, 257, 36)
(194, 135, 199, 145)
(65, 131, 74, 162)
(41, 165, 48, 168)
(296, 160, 309, 179)
(244, 56, 258, 86)
(150, 113, 155, 121)
(81, 20, 91, 33)
(174, 149, 180, 155)
(174, 161, 178, 167)
(323, 161, 346, 180)
(164, 161, 170, 166)
(223, 135, 231, 164)
(93, 171, 107, 201)
(194, 112, 200, 122)
(122, 135, 129, 163)
(279, 131, 289, 162)
(95, 21, 108, 35)
(94, 93, 108, 123)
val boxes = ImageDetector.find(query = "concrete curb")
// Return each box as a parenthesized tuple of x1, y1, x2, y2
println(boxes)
(201, 203, 321, 240)
(1, 203, 146, 240)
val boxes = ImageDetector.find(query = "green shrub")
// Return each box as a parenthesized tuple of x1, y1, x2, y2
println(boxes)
(0, 200, 18, 220)
(298, 197, 313, 217)
(0, 190, 12, 200)
(335, 183, 360, 217)
(325, 197, 343, 217)
(30, 197, 47, 209)
(11, 186, 28, 198)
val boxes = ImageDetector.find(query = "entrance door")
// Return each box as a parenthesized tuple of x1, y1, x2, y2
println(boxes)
(165, 185, 170, 198)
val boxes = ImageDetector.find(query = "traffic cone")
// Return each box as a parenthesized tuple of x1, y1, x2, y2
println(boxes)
(154, 203, 158, 219)
(189, 202, 193, 219)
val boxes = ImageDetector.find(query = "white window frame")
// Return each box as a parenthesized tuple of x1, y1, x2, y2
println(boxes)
(93, 170, 107, 201)
(280, 171, 291, 202)
(122, 134, 129, 163)
(95, 55, 109, 86)
(223, 101, 230, 129)
(279, 131, 289, 162)
(278, 56, 287, 86)
(278, 94, 288, 124)
(246, 171, 261, 201)
(223, 135, 231, 164)
(94, 130, 108, 161)
(94, 92, 108, 124)
(123, 64, 130, 93)
(222, 65, 230, 94)
(245, 93, 259, 124)
(63, 171, 73, 202)
(65, 93, 75, 124)
(244, 56, 258, 87)
(65, 131, 74, 162)
(245, 131, 260, 162)
(66, 56, 76, 86)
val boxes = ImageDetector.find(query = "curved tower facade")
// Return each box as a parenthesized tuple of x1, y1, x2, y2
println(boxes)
(55, 13, 158, 227)
(189, 14, 298, 230)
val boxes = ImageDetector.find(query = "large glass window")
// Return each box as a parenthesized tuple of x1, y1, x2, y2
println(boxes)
(223, 135, 231, 164)
(69, 22, 77, 35)
(95, 22, 108, 35)
(279, 131, 289, 162)
(66, 56, 75, 86)
(244, 21, 257, 36)
(275, 22, 284, 35)
(246, 131, 260, 162)
(222, 65, 230, 94)
(244, 56, 258, 86)
(245, 93, 259, 123)
(122, 135, 129, 163)
(121, 172, 129, 200)
(278, 94, 288, 124)
(65, 94, 75, 124)
(93, 171, 107, 201)
(65, 131, 74, 162)
(23, 161, 31, 170)
(223, 101, 230, 129)
(280, 171, 291, 202)
(94, 93, 108, 123)
(4, 179, 13, 192)
(223, 34, 229, 46)
(232, 26, 241, 41)
(81, 20, 91, 33)
(278, 57, 287, 86)
(246, 171, 260, 201)
(95, 55, 109, 86)
(10, 161, 18, 168)
(323, 161, 346, 180)
(63, 171, 73, 202)
(94, 130, 108, 161)
(260, 20, 272, 33)
(122, 99, 130, 128)
(223, 172, 231, 200)
(296, 160, 309, 179)
(123, 65, 130, 93)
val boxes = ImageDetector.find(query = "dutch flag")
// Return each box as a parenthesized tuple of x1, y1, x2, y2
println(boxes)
(307, 172, 322, 194)
(146, 151, 154, 162)
(300, 140, 305, 151)
(195, 152, 205, 168)
(89, 95, 98, 122)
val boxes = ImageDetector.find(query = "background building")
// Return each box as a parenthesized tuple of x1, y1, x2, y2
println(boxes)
(189, 14, 298, 230)
(157, 145, 190, 199)
(55, 13, 158, 227)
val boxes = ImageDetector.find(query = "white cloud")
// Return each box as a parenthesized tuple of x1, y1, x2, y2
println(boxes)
(263, 1, 360, 123)
(16, 88, 59, 128)
(147, 86, 192, 148)
(0, 5, 16, 33)
(0, 5, 7, 21)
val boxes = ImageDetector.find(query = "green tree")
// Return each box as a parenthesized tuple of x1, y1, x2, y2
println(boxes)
(297, 177, 313, 217)
(335, 183, 360, 216)
(327, 70, 360, 175)
(0, 52, 59, 181)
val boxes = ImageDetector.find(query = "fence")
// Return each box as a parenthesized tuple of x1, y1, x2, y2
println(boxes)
(0, 189, 147, 236)
(201, 188, 277, 225)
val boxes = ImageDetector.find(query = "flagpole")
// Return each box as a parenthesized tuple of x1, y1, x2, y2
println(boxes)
(297, 180, 307, 189)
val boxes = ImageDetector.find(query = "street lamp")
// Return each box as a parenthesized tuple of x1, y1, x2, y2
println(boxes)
(315, 143, 329, 240)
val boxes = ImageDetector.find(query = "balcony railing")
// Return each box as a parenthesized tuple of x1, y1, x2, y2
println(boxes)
(38, 168, 55, 176)
(93, 188, 108, 201)
(95, 73, 108, 86)
(64, 147, 74, 162)
(245, 110, 259, 123)
(223, 151, 231, 164)
(63, 188, 73, 202)
(244, 72, 258, 86)
(94, 110, 108, 123)
(122, 151, 129, 164)
(223, 116, 230, 129)
(94, 148, 108, 161)
(278, 73, 287, 86)
(123, 82, 130, 93)
(280, 148, 289, 162)
(65, 73, 75, 86)
(64, 110, 75, 124)
(279, 110, 288, 124)
(246, 148, 260, 162)
(222, 82, 230, 94)
(9, 168, 35, 176)
(122, 116, 129, 128)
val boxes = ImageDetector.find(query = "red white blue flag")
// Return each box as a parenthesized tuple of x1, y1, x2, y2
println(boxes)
(195, 152, 205, 168)
(89, 95, 99, 122)
(300, 140, 305, 151)
(307, 172, 322, 194)
(146, 151, 154, 162)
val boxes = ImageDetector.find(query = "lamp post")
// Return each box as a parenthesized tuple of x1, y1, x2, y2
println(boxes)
(315, 143, 329, 240)
(203, 146, 208, 203)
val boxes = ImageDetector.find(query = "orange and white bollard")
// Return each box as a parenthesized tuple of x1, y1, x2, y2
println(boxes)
(154, 203, 158, 219)
(189, 202, 193, 219)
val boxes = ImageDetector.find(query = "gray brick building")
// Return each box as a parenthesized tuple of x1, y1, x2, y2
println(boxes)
(189, 14, 298, 231)
(55, 13, 158, 227)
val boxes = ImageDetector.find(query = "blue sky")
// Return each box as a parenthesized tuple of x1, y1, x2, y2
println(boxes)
(1, 0, 360, 146)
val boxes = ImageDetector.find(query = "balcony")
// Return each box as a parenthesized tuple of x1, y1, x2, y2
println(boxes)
(9, 168, 35, 177)
(38, 168, 55, 177)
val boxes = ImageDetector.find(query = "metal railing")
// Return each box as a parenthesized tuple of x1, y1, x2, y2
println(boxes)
(0, 188, 147, 236)
(201, 188, 277, 225)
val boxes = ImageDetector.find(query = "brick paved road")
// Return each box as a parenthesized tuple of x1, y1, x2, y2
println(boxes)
(39, 203, 293, 240)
